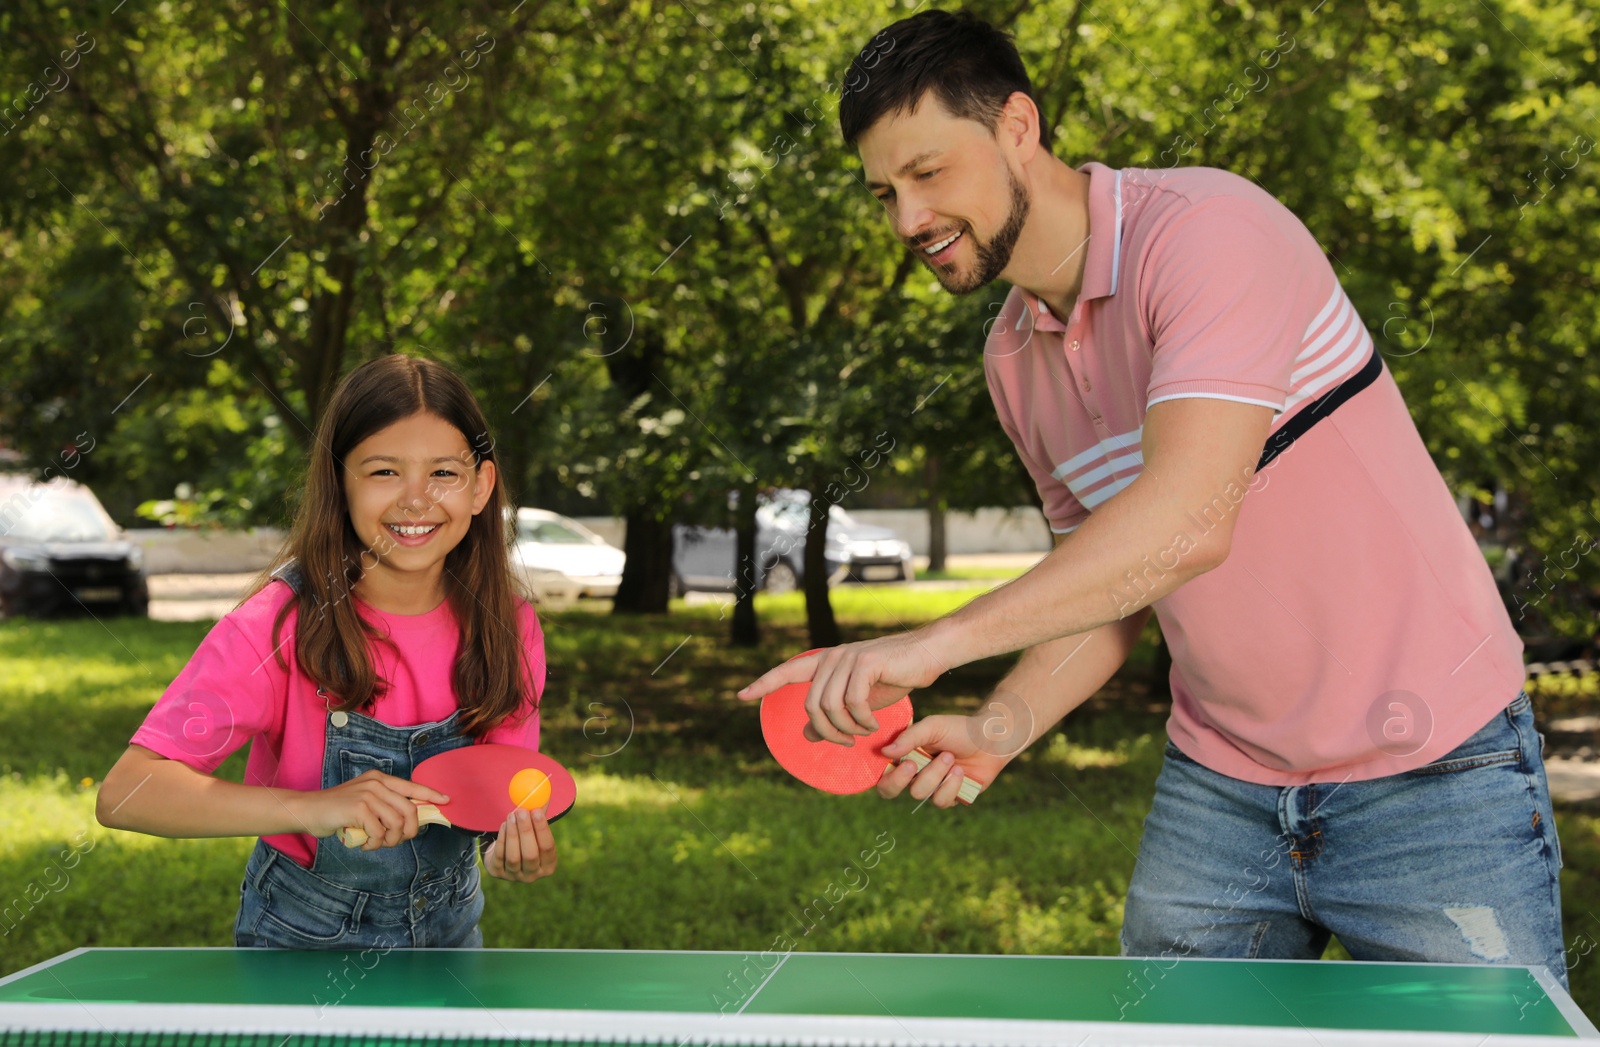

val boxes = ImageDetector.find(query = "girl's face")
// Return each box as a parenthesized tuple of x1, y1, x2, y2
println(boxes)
(342, 411, 496, 593)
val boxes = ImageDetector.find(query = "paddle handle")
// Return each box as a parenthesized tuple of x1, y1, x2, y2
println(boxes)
(337, 802, 451, 848)
(898, 748, 985, 804)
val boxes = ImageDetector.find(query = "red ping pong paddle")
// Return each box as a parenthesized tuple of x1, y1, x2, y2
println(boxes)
(760, 650, 984, 804)
(338, 744, 576, 848)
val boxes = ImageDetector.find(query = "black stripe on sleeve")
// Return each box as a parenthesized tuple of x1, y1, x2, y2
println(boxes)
(1256, 350, 1384, 473)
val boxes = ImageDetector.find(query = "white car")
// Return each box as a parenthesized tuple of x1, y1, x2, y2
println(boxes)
(672, 491, 915, 595)
(512, 508, 625, 599)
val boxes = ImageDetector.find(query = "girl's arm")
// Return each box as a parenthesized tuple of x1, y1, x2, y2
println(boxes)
(96, 744, 449, 851)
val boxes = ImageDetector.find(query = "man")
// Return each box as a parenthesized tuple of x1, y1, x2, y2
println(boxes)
(739, 10, 1566, 979)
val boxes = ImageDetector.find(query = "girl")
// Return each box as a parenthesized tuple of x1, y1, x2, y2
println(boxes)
(98, 354, 555, 949)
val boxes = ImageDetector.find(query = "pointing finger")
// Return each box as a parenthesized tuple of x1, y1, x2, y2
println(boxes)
(737, 654, 821, 701)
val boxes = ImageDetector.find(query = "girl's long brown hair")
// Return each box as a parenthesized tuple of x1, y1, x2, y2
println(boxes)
(252, 354, 532, 736)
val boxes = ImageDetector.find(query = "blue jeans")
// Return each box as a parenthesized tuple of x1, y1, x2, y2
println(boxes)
(234, 705, 485, 949)
(1121, 691, 1567, 987)
(235, 836, 483, 949)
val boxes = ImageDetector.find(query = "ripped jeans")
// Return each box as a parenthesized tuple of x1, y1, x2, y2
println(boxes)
(1121, 691, 1568, 987)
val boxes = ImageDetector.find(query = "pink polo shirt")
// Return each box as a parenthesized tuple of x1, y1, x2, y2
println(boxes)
(131, 580, 544, 864)
(985, 162, 1524, 785)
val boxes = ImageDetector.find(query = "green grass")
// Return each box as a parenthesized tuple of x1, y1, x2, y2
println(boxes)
(668, 583, 1011, 627)
(918, 566, 1030, 581)
(2, 598, 1597, 1025)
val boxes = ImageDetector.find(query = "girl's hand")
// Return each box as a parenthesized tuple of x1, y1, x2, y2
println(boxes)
(484, 807, 557, 883)
(876, 714, 1018, 809)
(295, 769, 450, 850)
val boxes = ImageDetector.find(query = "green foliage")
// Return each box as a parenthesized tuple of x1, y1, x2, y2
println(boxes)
(1, 0, 1596, 636)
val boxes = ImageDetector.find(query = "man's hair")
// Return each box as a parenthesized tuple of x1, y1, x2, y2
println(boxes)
(838, 10, 1050, 151)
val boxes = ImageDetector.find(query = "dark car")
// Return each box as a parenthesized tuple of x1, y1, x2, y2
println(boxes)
(672, 490, 915, 595)
(0, 477, 149, 617)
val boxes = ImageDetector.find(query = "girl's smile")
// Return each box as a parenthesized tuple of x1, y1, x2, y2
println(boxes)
(383, 521, 445, 545)
(343, 411, 496, 613)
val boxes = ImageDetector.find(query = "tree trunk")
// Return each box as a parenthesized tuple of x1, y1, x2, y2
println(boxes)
(731, 483, 760, 647)
(925, 454, 947, 574)
(612, 512, 672, 614)
(604, 324, 673, 615)
(804, 486, 841, 649)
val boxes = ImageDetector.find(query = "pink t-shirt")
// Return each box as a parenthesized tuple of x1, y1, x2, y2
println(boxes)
(131, 579, 545, 864)
(985, 162, 1524, 785)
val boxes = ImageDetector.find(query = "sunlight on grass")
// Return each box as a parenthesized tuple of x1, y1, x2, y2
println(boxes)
(919, 566, 1030, 581)
(1528, 673, 1600, 699)
(575, 768, 694, 809)
(0, 773, 99, 855)
(741, 585, 998, 627)
(2, 659, 151, 700)
(949, 878, 1126, 954)
(1038, 733, 1134, 771)
(664, 584, 1000, 629)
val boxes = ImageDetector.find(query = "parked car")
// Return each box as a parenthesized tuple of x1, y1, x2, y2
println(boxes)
(511, 508, 625, 599)
(672, 490, 915, 595)
(516, 564, 585, 608)
(0, 476, 149, 617)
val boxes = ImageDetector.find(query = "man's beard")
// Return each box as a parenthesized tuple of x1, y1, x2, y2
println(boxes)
(915, 169, 1030, 295)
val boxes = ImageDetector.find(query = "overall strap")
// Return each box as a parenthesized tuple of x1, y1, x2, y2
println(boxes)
(271, 559, 306, 595)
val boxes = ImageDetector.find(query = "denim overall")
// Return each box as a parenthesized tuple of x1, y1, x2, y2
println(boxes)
(234, 564, 485, 948)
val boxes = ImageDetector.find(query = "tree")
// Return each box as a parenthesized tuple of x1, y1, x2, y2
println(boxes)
(2, 0, 1594, 652)
(1, 0, 578, 522)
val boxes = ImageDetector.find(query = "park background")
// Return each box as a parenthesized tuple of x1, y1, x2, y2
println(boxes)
(4, 0, 1600, 1020)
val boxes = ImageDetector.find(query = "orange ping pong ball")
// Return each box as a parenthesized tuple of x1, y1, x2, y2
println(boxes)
(509, 767, 552, 811)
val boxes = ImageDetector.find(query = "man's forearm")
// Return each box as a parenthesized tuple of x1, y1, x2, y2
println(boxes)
(924, 473, 1232, 669)
(919, 398, 1270, 673)
(980, 608, 1153, 760)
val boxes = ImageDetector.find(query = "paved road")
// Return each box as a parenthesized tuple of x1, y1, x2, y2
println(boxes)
(147, 572, 260, 622)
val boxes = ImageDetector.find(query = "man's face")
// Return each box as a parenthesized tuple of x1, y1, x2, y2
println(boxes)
(859, 96, 1030, 295)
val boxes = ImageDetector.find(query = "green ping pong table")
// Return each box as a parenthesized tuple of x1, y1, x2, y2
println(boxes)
(0, 947, 1594, 1045)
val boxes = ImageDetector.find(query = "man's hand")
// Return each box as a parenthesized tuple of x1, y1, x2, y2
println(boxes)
(877, 713, 1020, 809)
(737, 633, 946, 744)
